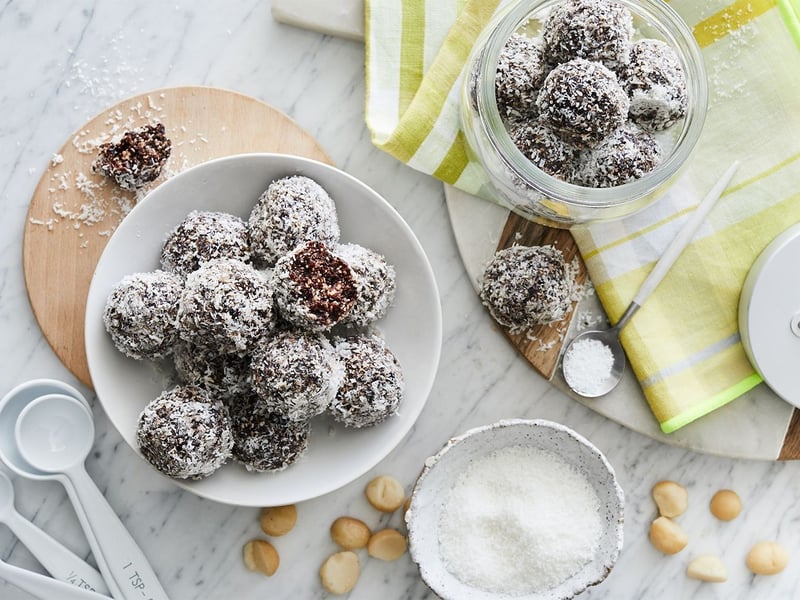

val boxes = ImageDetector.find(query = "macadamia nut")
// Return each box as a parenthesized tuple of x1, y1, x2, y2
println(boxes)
(330, 517, 371, 550)
(709, 489, 741, 521)
(649, 516, 688, 555)
(260, 505, 298, 537)
(365, 475, 405, 512)
(242, 539, 279, 576)
(320, 551, 360, 595)
(652, 480, 688, 518)
(746, 541, 788, 575)
(367, 529, 407, 561)
(687, 555, 728, 582)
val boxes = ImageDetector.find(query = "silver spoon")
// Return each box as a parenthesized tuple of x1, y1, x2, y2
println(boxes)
(563, 161, 741, 397)
(0, 471, 108, 593)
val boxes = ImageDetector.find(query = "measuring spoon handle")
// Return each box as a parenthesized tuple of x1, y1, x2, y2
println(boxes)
(6, 508, 109, 594)
(631, 161, 741, 308)
(0, 558, 110, 600)
(64, 466, 170, 600)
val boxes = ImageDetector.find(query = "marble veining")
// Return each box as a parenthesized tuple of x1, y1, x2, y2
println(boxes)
(1, 2, 799, 599)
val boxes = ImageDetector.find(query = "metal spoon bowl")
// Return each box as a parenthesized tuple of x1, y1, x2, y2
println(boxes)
(563, 327, 627, 398)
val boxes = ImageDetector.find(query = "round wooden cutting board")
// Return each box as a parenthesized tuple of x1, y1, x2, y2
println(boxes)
(23, 86, 331, 388)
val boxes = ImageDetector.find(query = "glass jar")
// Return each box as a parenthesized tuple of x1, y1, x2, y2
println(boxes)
(461, 0, 708, 227)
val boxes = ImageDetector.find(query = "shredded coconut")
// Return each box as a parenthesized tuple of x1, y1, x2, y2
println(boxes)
(438, 444, 603, 595)
(562, 337, 614, 395)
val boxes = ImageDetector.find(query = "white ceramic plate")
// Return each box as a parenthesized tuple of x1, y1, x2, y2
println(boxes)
(85, 153, 442, 506)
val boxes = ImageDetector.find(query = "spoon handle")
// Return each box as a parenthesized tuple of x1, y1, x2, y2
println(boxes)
(631, 161, 740, 308)
(6, 508, 109, 594)
(61, 467, 170, 600)
(0, 558, 110, 600)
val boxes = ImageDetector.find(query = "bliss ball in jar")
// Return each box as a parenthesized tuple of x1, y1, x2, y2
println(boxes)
(537, 58, 629, 148)
(510, 120, 579, 183)
(577, 123, 662, 188)
(103, 270, 183, 360)
(623, 39, 687, 132)
(248, 175, 340, 267)
(480, 245, 573, 332)
(542, 0, 634, 71)
(495, 33, 546, 122)
(160, 210, 251, 278)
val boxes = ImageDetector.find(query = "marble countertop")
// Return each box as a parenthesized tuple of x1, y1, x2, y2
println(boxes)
(1, 2, 798, 599)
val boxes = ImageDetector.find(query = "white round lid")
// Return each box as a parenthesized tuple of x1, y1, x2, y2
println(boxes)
(739, 223, 800, 408)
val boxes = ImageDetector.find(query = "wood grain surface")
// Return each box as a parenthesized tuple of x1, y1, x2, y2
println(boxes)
(779, 410, 800, 460)
(23, 86, 331, 388)
(493, 213, 588, 381)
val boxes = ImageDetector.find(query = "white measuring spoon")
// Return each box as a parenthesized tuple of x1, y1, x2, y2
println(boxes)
(14, 394, 169, 600)
(562, 161, 741, 397)
(0, 379, 126, 598)
(0, 556, 110, 600)
(0, 470, 108, 593)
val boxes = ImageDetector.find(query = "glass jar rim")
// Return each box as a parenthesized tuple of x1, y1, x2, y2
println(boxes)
(474, 0, 709, 209)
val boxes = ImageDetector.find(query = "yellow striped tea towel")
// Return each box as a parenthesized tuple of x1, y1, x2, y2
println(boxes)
(365, 0, 800, 432)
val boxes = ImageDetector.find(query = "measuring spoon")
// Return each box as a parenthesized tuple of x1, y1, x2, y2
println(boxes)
(0, 471, 108, 593)
(0, 556, 110, 600)
(0, 383, 126, 599)
(563, 161, 741, 397)
(13, 394, 169, 600)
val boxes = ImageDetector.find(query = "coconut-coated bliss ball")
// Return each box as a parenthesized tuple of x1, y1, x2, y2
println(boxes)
(537, 58, 629, 148)
(248, 175, 341, 267)
(624, 38, 687, 132)
(92, 122, 172, 191)
(250, 329, 343, 422)
(103, 270, 183, 360)
(480, 245, 573, 332)
(542, 0, 634, 70)
(495, 33, 546, 122)
(511, 121, 579, 182)
(173, 340, 252, 402)
(333, 243, 396, 327)
(271, 241, 358, 332)
(176, 258, 272, 353)
(329, 334, 404, 428)
(577, 123, 662, 188)
(136, 385, 234, 480)
(228, 393, 311, 472)
(160, 210, 251, 277)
